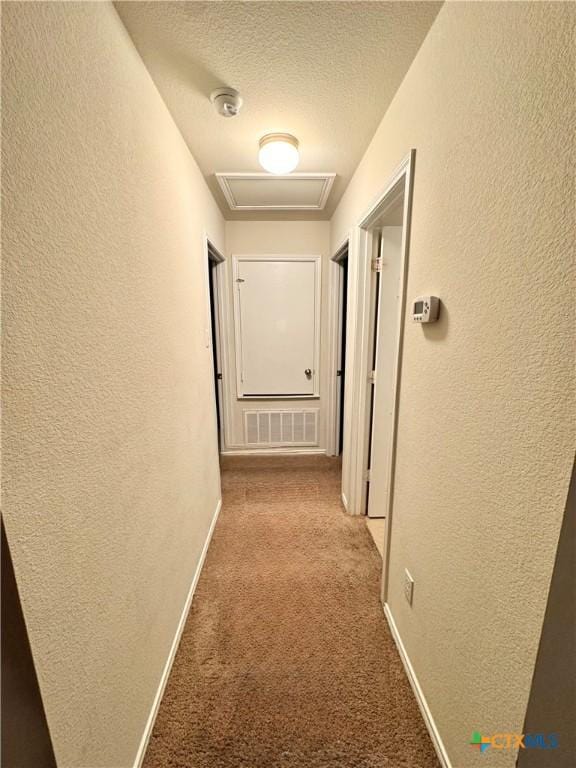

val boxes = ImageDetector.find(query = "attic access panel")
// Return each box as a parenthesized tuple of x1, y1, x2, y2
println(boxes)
(216, 172, 335, 211)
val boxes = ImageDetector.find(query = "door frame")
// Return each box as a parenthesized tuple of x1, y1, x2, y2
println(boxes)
(365, 225, 404, 520)
(326, 240, 349, 457)
(331, 150, 415, 600)
(231, 254, 322, 399)
(203, 234, 231, 452)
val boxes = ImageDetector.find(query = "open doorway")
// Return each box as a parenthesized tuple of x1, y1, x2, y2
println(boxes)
(334, 152, 415, 601)
(205, 239, 226, 452)
(365, 204, 405, 520)
(333, 243, 349, 456)
(363, 206, 405, 562)
(361, 153, 414, 600)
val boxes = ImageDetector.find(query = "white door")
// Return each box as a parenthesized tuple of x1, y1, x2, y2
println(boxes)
(234, 257, 319, 397)
(367, 227, 403, 518)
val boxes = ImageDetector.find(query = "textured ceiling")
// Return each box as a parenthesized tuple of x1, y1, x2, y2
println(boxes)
(116, 1, 442, 220)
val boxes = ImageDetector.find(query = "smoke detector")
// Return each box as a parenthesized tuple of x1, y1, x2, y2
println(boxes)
(210, 87, 243, 118)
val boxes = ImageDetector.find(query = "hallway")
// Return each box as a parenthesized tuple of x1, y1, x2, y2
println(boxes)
(143, 457, 439, 768)
(3, 3, 575, 767)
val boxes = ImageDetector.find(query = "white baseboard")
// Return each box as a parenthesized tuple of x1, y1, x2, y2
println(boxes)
(221, 447, 326, 457)
(383, 603, 452, 768)
(132, 498, 222, 768)
(341, 491, 364, 517)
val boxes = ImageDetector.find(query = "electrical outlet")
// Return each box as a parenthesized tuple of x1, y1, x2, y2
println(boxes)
(404, 569, 414, 606)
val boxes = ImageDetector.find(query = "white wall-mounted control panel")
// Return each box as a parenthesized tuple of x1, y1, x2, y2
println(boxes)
(412, 295, 440, 323)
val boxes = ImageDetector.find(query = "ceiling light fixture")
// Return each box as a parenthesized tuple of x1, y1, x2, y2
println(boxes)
(258, 133, 299, 174)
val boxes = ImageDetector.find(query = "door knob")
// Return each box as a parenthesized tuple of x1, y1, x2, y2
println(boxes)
(304, 368, 312, 378)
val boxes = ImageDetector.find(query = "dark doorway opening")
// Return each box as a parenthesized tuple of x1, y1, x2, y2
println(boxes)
(207, 260, 221, 444)
(206, 241, 225, 452)
(338, 254, 349, 455)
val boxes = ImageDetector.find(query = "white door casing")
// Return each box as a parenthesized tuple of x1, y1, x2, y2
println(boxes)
(327, 151, 415, 605)
(326, 241, 349, 457)
(335, 261, 345, 450)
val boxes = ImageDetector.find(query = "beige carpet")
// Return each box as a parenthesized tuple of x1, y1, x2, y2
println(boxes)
(143, 456, 440, 768)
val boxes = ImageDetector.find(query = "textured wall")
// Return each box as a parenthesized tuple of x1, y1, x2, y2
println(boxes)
(331, 3, 575, 766)
(2, 3, 224, 766)
(223, 221, 331, 450)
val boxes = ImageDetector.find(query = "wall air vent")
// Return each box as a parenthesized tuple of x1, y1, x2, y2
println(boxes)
(244, 409, 319, 446)
(216, 173, 335, 211)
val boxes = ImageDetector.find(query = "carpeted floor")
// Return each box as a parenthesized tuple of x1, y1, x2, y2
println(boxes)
(143, 456, 440, 768)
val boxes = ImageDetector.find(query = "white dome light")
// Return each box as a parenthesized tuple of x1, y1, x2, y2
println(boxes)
(258, 133, 299, 174)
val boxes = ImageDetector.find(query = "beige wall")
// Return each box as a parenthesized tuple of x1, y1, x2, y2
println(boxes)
(223, 221, 331, 451)
(331, 3, 575, 766)
(2, 3, 224, 766)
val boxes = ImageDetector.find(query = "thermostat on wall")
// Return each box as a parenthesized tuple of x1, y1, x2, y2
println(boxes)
(412, 295, 440, 323)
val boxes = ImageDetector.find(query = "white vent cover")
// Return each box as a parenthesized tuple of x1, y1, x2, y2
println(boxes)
(216, 173, 335, 211)
(244, 409, 319, 446)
